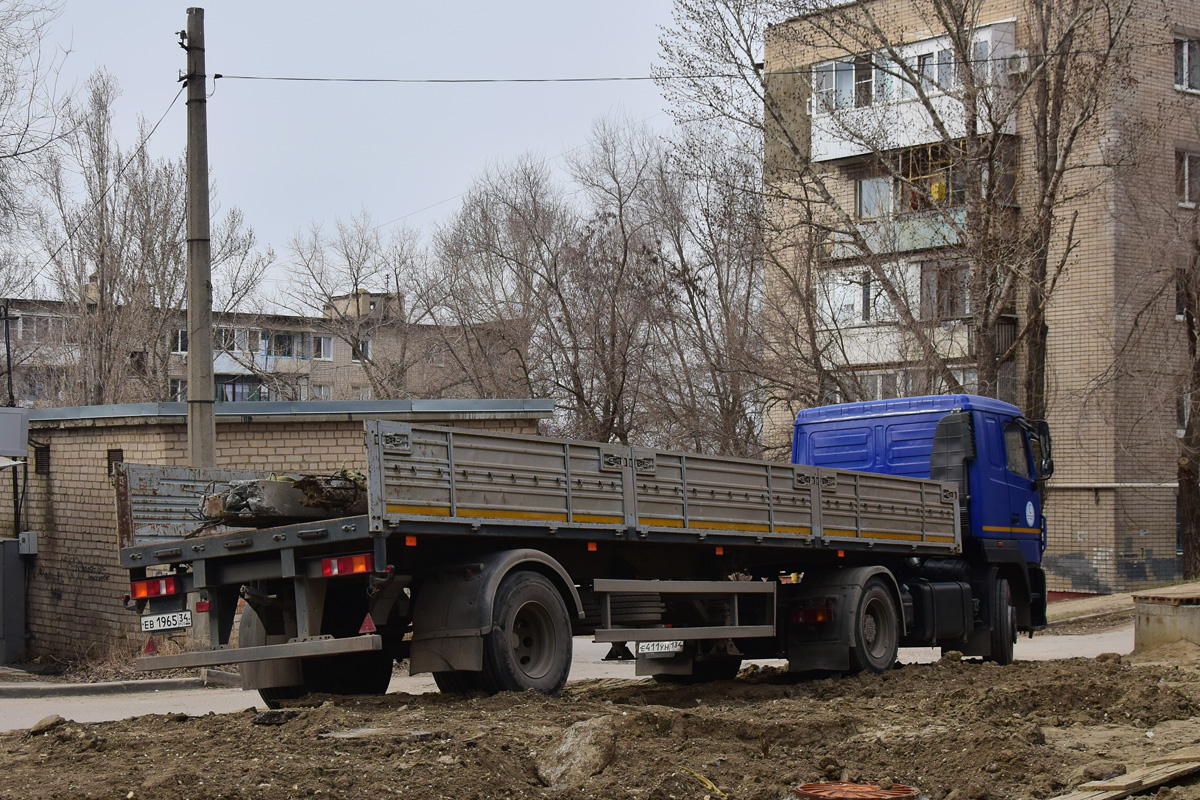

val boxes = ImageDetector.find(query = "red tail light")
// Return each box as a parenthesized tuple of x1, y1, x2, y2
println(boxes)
(131, 577, 178, 599)
(792, 607, 832, 625)
(321, 553, 374, 577)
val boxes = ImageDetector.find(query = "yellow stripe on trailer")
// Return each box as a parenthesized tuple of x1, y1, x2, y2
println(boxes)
(458, 507, 569, 523)
(385, 504, 451, 517)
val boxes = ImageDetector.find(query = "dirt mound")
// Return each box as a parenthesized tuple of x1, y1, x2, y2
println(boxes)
(4, 655, 1200, 800)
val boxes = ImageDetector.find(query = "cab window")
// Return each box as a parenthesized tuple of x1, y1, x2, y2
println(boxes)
(1003, 423, 1030, 479)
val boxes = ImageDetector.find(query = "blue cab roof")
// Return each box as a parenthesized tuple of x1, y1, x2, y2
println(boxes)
(793, 394, 1023, 426)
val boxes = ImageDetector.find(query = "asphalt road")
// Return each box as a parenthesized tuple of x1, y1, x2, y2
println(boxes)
(0, 624, 1136, 733)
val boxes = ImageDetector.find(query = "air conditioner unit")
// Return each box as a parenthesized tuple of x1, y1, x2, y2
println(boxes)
(1005, 49, 1029, 76)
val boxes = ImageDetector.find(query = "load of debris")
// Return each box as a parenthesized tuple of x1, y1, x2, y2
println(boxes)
(200, 470, 368, 527)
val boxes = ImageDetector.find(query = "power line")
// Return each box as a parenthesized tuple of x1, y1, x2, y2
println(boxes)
(214, 37, 1184, 88)
(216, 73, 672, 84)
(18, 85, 186, 298)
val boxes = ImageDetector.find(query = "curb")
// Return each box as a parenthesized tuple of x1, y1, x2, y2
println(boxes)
(0, 669, 241, 699)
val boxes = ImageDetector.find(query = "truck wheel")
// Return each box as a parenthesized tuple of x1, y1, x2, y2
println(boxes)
(303, 651, 394, 696)
(237, 604, 307, 709)
(433, 671, 480, 694)
(849, 578, 899, 674)
(478, 571, 572, 695)
(987, 578, 1016, 666)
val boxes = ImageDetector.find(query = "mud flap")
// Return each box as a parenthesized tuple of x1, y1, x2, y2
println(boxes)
(409, 549, 583, 675)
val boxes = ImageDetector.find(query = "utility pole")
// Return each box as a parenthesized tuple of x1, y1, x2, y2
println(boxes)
(183, 7, 215, 467)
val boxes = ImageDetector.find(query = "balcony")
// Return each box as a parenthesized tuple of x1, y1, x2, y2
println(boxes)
(825, 207, 965, 260)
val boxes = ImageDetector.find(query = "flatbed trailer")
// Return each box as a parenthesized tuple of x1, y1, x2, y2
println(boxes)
(119, 400, 1045, 702)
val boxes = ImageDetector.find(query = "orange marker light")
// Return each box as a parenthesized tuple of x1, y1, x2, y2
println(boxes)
(405, 536, 417, 547)
(715, 546, 724, 555)
(587, 542, 597, 552)
(837, 550, 845, 558)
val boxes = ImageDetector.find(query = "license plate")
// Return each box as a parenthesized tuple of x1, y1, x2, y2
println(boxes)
(140, 610, 193, 633)
(637, 640, 684, 655)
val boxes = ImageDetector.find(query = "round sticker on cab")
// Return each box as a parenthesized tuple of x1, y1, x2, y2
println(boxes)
(1025, 500, 1035, 527)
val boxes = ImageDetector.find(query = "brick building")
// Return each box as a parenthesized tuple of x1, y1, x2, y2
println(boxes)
(3, 289, 501, 407)
(0, 399, 553, 661)
(762, 0, 1197, 591)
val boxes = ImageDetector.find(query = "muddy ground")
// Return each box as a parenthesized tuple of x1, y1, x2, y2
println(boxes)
(3, 634, 1200, 800)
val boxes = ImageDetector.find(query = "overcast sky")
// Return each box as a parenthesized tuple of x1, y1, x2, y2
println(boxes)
(48, 1, 677, 290)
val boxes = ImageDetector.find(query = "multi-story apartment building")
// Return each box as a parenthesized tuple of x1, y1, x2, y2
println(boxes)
(1, 290, 496, 407)
(763, 0, 1198, 592)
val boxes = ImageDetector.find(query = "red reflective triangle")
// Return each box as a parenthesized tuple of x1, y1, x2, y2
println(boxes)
(358, 613, 377, 634)
(143, 637, 158, 655)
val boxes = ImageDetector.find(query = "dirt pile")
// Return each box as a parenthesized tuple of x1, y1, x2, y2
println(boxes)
(3, 647, 1200, 800)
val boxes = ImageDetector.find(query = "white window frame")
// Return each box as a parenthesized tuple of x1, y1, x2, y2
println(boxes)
(171, 329, 188, 354)
(1177, 37, 1200, 93)
(312, 335, 334, 361)
(170, 378, 187, 401)
(351, 338, 371, 363)
(1179, 151, 1200, 208)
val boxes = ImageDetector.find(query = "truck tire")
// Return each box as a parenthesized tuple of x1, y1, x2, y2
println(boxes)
(477, 571, 572, 695)
(849, 578, 899, 674)
(303, 650, 394, 696)
(433, 671, 480, 694)
(237, 605, 307, 709)
(987, 578, 1016, 666)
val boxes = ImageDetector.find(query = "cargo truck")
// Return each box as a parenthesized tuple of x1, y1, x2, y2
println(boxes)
(117, 394, 1052, 704)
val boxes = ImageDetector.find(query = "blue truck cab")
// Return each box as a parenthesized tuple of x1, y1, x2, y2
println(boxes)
(793, 394, 1054, 645)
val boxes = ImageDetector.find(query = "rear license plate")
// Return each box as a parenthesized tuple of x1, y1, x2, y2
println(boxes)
(637, 640, 684, 655)
(140, 610, 193, 633)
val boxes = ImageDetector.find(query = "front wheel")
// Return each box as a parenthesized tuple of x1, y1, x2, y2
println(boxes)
(849, 578, 899, 674)
(477, 571, 572, 695)
(987, 578, 1016, 665)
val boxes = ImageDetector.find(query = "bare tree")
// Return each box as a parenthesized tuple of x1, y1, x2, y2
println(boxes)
(0, 1, 68, 238)
(32, 71, 271, 406)
(434, 122, 667, 444)
(282, 210, 448, 400)
(659, 0, 1133, 423)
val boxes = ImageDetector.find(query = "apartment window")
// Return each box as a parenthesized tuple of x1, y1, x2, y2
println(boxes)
(970, 40, 992, 84)
(171, 329, 188, 354)
(857, 177, 892, 218)
(214, 326, 236, 353)
(937, 48, 955, 90)
(918, 53, 936, 93)
(814, 63, 835, 112)
(312, 336, 334, 361)
(819, 271, 858, 325)
(351, 338, 371, 363)
(236, 328, 260, 353)
(266, 331, 295, 358)
(215, 374, 265, 402)
(1177, 151, 1200, 207)
(170, 379, 187, 401)
(17, 315, 60, 344)
(921, 262, 970, 321)
(311, 384, 332, 401)
(1177, 38, 1200, 91)
(854, 55, 874, 107)
(897, 145, 965, 210)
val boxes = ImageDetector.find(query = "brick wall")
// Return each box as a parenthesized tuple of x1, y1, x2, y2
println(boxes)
(0, 405, 547, 661)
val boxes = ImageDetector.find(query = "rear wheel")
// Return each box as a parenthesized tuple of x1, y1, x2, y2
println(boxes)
(849, 578, 899, 674)
(237, 604, 307, 709)
(987, 578, 1016, 666)
(477, 571, 572, 694)
(303, 650, 394, 696)
(433, 670, 480, 694)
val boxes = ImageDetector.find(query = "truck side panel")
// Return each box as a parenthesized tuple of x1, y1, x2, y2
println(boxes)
(369, 422, 960, 553)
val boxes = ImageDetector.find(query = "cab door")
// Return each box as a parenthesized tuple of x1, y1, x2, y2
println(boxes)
(1002, 418, 1042, 562)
